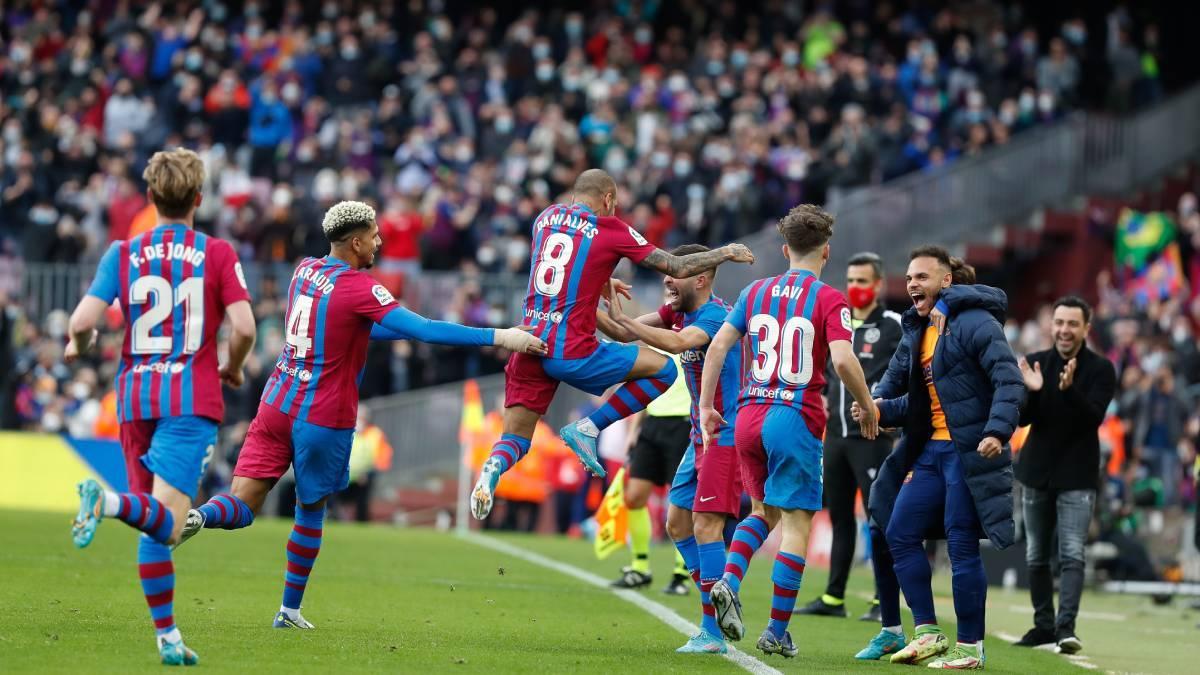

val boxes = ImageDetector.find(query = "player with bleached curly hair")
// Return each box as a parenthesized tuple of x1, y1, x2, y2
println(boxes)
(175, 200, 546, 630)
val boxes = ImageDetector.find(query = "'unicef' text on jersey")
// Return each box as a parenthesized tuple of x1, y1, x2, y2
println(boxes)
(533, 209, 598, 239)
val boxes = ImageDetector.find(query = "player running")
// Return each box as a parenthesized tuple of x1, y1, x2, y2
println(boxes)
(597, 244, 746, 655)
(175, 201, 545, 629)
(470, 169, 755, 520)
(698, 205, 879, 658)
(68, 148, 258, 666)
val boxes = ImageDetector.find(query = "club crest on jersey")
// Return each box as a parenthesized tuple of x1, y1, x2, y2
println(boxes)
(841, 307, 852, 331)
(627, 226, 649, 246)
(234, 262, 248, 290)
(864, 327, 880, 344)
(371, 284, 395, 306)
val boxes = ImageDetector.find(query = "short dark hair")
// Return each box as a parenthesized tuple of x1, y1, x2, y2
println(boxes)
(1053, 295, 1092, 323)
(909, 244, 952, 269)
(778, 204, 834, 255)
(670, 243, 716, 279)
(847, 251, 883, 281)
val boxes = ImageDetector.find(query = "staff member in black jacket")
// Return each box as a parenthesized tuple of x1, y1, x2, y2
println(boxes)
(796, 252, 903, 621)
(1013, 296, 1116, 655)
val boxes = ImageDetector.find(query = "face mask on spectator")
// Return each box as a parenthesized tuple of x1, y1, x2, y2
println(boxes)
(635, 28, 653, 44)
(731, 50, 749, 69)
(341, 45, 360, 60)
(1019, 93, 1035, 113)
(71, 383, 91, 400)
(1004, 324, 1020, 343)
(322, 2, 338, 19)
(185, 51, 203, 71)
(562, 75, 581, 91)
(316, 30, 334, 47)
(71, 58, 89, 76)
(651, 151, 669, 168)
(282, 81, 301, 104)
(668, 75, 687, 92)
(1063, 25, 1086, 46)
(536, 64, 555, 81)
(1173, 326, 1192, 344)
(565, 19, 583, 37)
(30, 206, 58, 226)
(782, 50, 800, 67)
(1038, 93, 1054, 113)
(673, 159, 692, 175)
(707, 59, 725, 76)
(495, 116, 514, 134)
(11, 44, 31, 64)
(533, 43, 551, 60)
(44, 413, 63, 432)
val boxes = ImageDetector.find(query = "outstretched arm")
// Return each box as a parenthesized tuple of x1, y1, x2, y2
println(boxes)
(371, 306, 547, 355)
(639, 243, 755, 278)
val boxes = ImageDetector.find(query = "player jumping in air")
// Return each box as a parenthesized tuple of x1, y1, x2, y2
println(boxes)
(174, 201, 546, 629)
(699, 205, 879, 658)
(69, 148, 258, 666)
(597, 244, 746, 655)
(469, 169, 755, 520)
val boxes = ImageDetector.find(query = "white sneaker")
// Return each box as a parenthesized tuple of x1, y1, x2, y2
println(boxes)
(273, 610, 315, 629)
(471, 458, 502, 520)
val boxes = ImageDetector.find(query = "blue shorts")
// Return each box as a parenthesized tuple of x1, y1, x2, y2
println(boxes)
(505, 340, 640, 414)
(120, 416, 217, 500)
(543, 340, 640, 395)
(734, 404, 823, 511)
(236, 403, 355, 505)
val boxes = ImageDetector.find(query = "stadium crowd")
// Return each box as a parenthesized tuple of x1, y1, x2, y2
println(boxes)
(0, 3, 1187, 534)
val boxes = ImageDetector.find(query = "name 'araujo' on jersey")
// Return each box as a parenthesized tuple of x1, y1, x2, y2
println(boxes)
(724, 269, 853, 438)
(658, 296, 743, 446)
(260, 256, 402, 429)
(523, 203, 657, 360)
(86, 223, 251, 423)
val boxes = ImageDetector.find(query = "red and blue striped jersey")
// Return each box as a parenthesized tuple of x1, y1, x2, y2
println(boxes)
(523, 203, 657, 360)
(657, 296, 743, 447)
(260, 256, 400, 429)
(724, 269, 853, 437)
(86, 223, 251, 423)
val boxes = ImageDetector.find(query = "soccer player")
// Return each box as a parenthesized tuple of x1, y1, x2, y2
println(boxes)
(175, 201, 546, 629)
(854, 246, 1021, 669)
(68, 148, 258, 665)
(470, 169, 754, 520)
(597, 244, 744, 654)
(698, 205, 879, 658)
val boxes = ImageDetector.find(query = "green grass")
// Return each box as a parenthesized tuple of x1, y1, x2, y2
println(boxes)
(1, 509, 1193, 673)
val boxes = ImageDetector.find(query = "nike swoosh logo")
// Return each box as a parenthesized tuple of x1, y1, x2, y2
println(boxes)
(699, 496, 716, 502)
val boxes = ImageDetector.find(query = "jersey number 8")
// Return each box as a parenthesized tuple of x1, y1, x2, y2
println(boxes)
(748, 313, 815, 386)
(533, 232, 575, 296)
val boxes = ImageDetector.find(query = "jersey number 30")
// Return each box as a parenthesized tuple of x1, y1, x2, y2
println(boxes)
(748, 314, 815, 386)
(130, 276, 204, 355)
(533, 232, 575, 296)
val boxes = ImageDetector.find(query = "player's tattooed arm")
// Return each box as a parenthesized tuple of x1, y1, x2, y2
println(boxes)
(638, 243, 755, 278)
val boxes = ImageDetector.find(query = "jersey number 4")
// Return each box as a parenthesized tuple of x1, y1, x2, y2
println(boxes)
(285, 295, 315, 358)
(533, 232, 574, 296)
(130, 276, 204, 355)
(748, 314, 815, 386)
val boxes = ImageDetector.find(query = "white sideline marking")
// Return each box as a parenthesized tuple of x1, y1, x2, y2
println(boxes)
(992, 631, 1102, 671)
(462, 532, 783, 675)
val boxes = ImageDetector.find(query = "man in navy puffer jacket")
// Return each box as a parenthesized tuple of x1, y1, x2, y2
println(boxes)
(854, 246, 1023, 669)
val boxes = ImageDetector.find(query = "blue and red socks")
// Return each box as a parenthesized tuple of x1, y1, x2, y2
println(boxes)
(485, 433, 532, 476)
(697, 540, 726, 639)
(587, 359, 677, 431)
(197, 493, 255, 529)
(138, 535, 179, 641)
(281, 504, 325, 612)
(724, 514, 770, 593)
(767, 552, 806, 639)
(105, 492, 175, 544)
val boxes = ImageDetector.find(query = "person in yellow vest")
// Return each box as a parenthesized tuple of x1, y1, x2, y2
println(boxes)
(471, 395, 563, 532)
(342, 405, 394, 522)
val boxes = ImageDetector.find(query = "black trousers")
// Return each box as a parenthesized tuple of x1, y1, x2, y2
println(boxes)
(823, 434, 893, 600)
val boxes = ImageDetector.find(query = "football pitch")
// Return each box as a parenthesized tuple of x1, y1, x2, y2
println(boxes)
(1, 508, 1192, 673)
